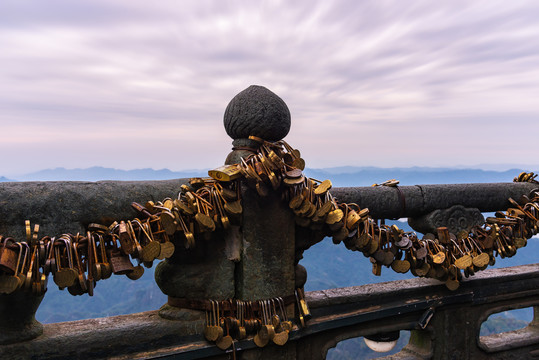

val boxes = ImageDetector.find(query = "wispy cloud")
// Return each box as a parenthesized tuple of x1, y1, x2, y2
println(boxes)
(1, 0, 538, 175)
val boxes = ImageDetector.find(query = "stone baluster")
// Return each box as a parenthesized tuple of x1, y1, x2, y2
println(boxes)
(223, 85, 296, 301)
(227, 85, 298, 359)
(155, 86, 297, 336)
(0, 292, 44, 345)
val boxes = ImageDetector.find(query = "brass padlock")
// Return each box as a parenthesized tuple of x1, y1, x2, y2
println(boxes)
(208, 164, 242, 182)
(118, 221, 135, 255)
(0, 238, 19, 274)
(296, 288, 311, 321)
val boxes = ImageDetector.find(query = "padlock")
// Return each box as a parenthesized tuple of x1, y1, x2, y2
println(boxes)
(0, 238, 19, 274)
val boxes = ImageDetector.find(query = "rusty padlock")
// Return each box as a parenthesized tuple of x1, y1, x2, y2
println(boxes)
(107, 237, 135, 275)
(0, 237, 19, 274)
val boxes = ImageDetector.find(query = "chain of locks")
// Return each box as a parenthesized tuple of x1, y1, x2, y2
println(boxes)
(0, 137, 538, 348)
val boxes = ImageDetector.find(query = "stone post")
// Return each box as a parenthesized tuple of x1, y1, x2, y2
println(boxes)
(155, 85, 298, 358)
(0, 292, 44, 345)
(223, 85, 296, 301)
(224, 85, 297, 359)
(155, 86, 297, 325)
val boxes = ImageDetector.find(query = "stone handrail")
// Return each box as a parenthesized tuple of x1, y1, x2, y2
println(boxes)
(2, 180, 535, 237)
(0, 179, 187, 239)
(332, 182, 538, 219)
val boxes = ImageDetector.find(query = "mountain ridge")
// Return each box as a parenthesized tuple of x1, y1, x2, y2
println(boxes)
(3, 166, 530, 185)
(8, 166, 209, 182)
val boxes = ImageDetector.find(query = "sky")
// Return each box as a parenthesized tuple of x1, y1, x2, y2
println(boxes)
(1, 0, 539, 177)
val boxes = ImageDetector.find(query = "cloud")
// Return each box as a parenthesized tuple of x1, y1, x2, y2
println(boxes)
(1, 0, 538, 175)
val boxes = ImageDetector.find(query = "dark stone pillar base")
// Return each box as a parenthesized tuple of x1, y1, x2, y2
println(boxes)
(0, 292, 44, 345)
(154, 231, 235, 320)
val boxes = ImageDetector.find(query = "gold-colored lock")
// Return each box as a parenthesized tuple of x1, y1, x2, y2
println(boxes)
(0, 237, 18, 274)
(208, 164, 242, 182)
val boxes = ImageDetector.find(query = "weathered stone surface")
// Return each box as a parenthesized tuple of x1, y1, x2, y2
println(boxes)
(0, 179, 187, 240)
(479, 322, 539, 353)
(2, 181, 532, 241)
(225, 138, 260, 165)
(241, 343, 297, 360)
(0, 292, 44, 345)
(408, 205, 485, 234)
(225, 149, 256, 166)
(0, 310, 210, 360)
(157, 305, 205, 322)
(332, 182, 537, 219)
(236, 187, 295, 300)
(154, 231, 235, 300)
(224, 85, 291, 141)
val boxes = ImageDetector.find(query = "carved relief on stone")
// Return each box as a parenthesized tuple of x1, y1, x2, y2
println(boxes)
(408, 205, 485, 235)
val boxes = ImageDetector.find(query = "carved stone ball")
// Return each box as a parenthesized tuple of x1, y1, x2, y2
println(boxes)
(224, 85, 291, 141)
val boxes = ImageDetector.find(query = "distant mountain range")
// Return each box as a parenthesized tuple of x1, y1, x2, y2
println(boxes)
(304, 167, 526, 186)
(4, 166, 208, 182)
(2, 166, 532, 185)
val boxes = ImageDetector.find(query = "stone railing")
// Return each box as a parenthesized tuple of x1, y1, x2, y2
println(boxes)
(1, 85, 538, 359)
(299, 263, 539, 360)
(1, 261, 537, 359)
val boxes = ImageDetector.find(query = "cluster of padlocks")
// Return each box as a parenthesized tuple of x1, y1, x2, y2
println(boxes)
(202, 296, 294, 349)
(0, 139, 538, 299)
